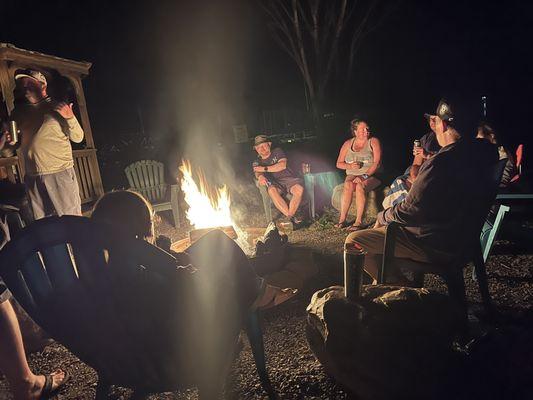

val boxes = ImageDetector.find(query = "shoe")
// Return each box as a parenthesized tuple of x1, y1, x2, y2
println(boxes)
(346, 223, 367, 232)
(39, 369, 70, 399)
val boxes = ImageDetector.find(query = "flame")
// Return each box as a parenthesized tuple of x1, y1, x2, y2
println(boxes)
(179, 160, 233, 229)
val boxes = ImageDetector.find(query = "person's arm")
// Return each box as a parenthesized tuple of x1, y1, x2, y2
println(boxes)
(410, 152, 425, 181)
(365, 137, 382, 176)
(377, 157, 444, 226)
(258, 158, 286, 173)
(336, 140, 352, 170)
(54, 102, 84, 143)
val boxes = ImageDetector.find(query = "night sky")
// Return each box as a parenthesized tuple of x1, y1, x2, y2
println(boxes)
(1, 0, 532, 172)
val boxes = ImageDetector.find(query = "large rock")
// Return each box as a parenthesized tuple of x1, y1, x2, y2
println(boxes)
(331, 184, 379, 222)
(306, 285, 465, 399)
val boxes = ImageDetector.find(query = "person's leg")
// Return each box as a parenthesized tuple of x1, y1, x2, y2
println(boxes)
(267, 186, 290, 217)
(43, 169, 82, 217)
(338, 176, 355, 225)
(345, 226, 431, 284)
(287, 184, 304, 218)
(0, 299, 66, 400)
(353, 182, 366, 227)
(24, 175, 50, 220)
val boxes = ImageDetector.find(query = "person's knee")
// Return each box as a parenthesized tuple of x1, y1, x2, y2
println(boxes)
(291, 184, 304, 197)
(344, 181, 354, 191)
(345, 230, 366, 247)
(267, 186, 278, 195)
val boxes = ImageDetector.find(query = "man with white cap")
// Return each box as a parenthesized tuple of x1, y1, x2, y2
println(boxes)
(12, 69, 84, 219)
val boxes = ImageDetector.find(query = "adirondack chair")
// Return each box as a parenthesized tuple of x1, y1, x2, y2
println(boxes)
(378, 158, 506, 333)
(125, 160, 180, 227)
(0, 216, 276, 399)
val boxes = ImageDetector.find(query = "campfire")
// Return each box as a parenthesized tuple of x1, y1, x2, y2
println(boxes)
(178, 160, 250, 252)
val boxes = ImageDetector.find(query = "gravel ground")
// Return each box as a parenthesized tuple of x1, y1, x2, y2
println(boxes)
(1, 212, 532, 399)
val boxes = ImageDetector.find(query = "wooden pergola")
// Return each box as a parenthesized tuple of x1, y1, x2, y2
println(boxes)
(0, 43, 104, 205)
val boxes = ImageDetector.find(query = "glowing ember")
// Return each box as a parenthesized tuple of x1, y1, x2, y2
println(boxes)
(179, 160, 233, 229)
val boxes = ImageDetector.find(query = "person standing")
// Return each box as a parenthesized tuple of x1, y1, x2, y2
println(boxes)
(12, 70, 84, 219)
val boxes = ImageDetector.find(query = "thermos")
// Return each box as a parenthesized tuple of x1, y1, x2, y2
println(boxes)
(343, 244, 366, 300)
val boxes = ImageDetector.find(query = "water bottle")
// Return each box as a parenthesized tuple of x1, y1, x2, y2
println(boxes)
(343, 244, 366, 300)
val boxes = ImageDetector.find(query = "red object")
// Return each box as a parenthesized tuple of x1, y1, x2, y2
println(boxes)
(510, 144, 523, 183)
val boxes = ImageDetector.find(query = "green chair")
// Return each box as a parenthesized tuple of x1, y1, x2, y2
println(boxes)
(125, 160, 180, 227)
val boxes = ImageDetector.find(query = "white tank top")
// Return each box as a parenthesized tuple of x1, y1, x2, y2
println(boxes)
(345, 138, 374, 175)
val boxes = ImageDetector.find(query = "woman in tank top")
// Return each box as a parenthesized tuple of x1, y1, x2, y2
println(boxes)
(335, 118, 382, 230)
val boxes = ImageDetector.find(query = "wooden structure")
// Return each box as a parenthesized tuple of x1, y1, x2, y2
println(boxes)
(125, 160, 180, 227)
(0, 43, 103, 204)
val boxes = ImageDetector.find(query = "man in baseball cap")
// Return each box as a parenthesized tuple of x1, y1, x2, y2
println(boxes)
(12, 69, 85, 219)
(424, 98, 454, 124)
(252, 134, 306, 228)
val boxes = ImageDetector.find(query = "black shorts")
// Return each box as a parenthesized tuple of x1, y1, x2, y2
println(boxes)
(271, 177, 303, 195)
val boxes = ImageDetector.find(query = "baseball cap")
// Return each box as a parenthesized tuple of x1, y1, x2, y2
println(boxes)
(15, 69, 47, 86)
(253, 134, 271, 147)
(424, 98, 454, 123)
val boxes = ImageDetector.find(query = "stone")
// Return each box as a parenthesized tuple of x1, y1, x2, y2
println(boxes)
(331, 184, 379, 222)
(306, 285, 465, 400)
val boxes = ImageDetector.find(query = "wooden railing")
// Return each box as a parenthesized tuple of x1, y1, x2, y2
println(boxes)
(73, 148, 104, 204)
(1, 149, 104, 205)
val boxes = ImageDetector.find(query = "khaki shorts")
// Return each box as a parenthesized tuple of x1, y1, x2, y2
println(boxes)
(346, 226, 431, 263)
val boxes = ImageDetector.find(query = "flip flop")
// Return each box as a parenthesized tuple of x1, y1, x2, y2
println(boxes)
(346, 224, 366, 232)
(40, 369, 70, 399)
(334, 221, 350, 229)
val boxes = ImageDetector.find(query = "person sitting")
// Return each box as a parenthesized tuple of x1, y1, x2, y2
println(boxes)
(335, 118, 382, 231)
(91, 190, 297, 311)
(252, 135, 305, 227)
(0, 127, 69, 400)
(476, 122, 517, 188)
(345, 99, 498, 285)
(382, 113, 441, 208)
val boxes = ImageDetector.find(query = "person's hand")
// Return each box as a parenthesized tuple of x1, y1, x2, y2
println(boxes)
(258, 175, 268, 186)
(373, 219, 384, 229)
(253, 165, 263, 173)
(353, 176, 363, 184)
(54, 102, 75, 119)
(412, 146, 426, 158)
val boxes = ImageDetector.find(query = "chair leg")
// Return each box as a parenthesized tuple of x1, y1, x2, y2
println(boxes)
(245, 311, 277, 399)
(95, 375, 111, 400)
(443, 269, 469, 340)
(472, 249, 493, 312)
(170, 185, 180, 228)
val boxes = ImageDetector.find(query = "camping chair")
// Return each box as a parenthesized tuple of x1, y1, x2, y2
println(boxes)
(257, 180, 313, 224)
(125, 160, 180, 227)
(378, 159, 506, 332)
(0, 216, 275, 399)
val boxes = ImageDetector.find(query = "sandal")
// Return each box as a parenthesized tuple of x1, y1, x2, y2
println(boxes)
(40, 369, 70, 399)
(346, 224, 366, 232)
(334, 221, 350, 229)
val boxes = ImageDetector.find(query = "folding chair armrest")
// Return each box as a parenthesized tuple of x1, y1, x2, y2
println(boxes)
(378, 221, 400, 284)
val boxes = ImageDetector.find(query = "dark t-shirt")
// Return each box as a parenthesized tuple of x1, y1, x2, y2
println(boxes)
(252, 147, 295, 181)
(420, 131, 441, 155)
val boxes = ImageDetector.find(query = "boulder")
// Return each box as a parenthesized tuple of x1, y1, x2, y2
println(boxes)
(306, 285, 465, 399)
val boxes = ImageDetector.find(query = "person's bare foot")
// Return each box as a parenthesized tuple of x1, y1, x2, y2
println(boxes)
(15, 369, 68, 400)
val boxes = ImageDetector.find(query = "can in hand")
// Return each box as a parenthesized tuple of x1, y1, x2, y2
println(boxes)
(8, 120, 19, 145)
(413, 139, 421, 148)
(344, 244, 366, 301)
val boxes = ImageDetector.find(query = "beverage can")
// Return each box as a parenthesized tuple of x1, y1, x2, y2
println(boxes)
(414, 139, 421, 148)
(8, 121, 18, 145)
